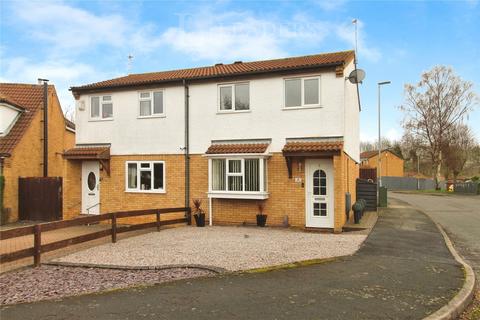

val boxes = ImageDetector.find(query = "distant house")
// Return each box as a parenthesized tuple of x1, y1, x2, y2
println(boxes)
(0, 83, 75, 223)
(360, 149, 404, 177)
(66, 50, 361, 232)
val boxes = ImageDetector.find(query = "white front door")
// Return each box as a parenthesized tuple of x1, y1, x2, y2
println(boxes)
(82, 161, 100, 214)
(305, 159, 334, 228)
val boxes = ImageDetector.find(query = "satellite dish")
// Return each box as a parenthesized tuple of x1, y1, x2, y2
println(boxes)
(347, 68, 366, 84)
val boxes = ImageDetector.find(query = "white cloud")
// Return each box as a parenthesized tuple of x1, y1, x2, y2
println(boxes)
(385, 128, 402, 141)
(0, 56, 113, 111)
(160, 11, 380, 62)
(161, 11, 332, 61)
(12, 1, 128, 53)
(314, 0, 348, 11)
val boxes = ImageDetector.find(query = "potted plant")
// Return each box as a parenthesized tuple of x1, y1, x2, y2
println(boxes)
(193, 199, 206, 227)
(256, 203, 267, 227)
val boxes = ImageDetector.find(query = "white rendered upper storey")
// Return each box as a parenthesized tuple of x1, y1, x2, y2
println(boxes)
(71, 50, 361, 162)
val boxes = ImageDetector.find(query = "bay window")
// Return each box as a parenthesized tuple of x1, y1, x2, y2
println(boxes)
(209, 157, 268, 199)
(126, 161, 165, 193)
(284, 76, 320, 108)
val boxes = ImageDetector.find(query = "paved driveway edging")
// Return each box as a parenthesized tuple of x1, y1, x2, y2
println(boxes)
(423, 220, 476, 320)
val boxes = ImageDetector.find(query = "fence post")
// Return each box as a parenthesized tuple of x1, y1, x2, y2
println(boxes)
(156, 211, 161, 232)
(186, 207, 192, 225)
(33, 224, 41, 267)
(111, 213, 117, 243)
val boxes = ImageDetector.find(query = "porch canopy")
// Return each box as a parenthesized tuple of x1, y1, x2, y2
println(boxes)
(205, 141, 270, 155)
(63, 144, 111, 175)
(282, 137, 343, 178)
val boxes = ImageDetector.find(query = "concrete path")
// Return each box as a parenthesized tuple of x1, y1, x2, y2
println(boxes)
(0, 199, 464, 320)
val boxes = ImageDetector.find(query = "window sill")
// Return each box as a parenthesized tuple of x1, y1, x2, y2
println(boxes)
(216, 110, 251, 115)
(282, 105, 322, 111)
(125, 189, 166, 194)
(137, 114, 166, 119)
(88, 118, 114, 122)
(207, 191, 269, 200)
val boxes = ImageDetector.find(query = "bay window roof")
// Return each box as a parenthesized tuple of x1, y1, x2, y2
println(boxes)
(206, 140, 270, 155)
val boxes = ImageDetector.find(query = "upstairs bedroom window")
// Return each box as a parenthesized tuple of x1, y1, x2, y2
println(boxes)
(90, 95, 113, 120)
(139, 91, 164, 117)
(209, 157, 268, 199)
(125, 161, 165, 193)
(284, 76, 320, 108)
(218, 83, 250, 112)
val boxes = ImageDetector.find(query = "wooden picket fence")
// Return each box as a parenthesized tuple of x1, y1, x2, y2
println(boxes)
(0, 207, 191, 267)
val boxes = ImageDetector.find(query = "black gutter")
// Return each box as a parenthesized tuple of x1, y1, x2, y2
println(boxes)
(183, 79, 190, 224)
(38, 79, 49, 177)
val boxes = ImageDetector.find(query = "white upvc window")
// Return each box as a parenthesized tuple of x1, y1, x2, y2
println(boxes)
(138, 91, 165, 117)
(284, 76, 321, 108)
(90, 95, 113, 120)
(209, 157, 268, 199)
(218, 82, 250, 112)
(125, 161, 165, 193)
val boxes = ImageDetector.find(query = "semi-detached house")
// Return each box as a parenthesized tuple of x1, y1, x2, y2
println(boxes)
(65, 50, 361, 232)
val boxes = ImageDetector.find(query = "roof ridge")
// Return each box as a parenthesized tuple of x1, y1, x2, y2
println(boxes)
(128, 50, 355, 77)
(71, 50, 355, 91)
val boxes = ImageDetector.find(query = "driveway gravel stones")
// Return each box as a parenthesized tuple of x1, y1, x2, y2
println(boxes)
(54, 226, 367, 271)
(0, 265, 214, 305)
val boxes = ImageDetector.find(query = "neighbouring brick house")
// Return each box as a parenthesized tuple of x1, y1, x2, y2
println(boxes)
(360, 149, 404, 177)
(66, 50, 360, 232)
(0, 83, 75, 223)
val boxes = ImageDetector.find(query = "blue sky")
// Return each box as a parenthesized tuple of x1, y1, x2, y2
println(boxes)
(1, 0, 479, 141)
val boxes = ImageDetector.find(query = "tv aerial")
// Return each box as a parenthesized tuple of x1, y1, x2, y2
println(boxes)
(348, 18, 366, 84)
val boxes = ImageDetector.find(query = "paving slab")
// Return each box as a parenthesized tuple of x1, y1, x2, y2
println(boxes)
(0, 199, 464, 320)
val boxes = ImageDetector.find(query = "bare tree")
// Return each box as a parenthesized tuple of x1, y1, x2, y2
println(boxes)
(442, 124, 476, 181)
(400, 66, 477, 189)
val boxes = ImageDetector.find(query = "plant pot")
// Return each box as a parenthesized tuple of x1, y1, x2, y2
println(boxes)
(256, 214, 267, 227)
(194, 213, 205, 227)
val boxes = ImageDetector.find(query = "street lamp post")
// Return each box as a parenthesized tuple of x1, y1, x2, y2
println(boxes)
(377, 81, 391, 205)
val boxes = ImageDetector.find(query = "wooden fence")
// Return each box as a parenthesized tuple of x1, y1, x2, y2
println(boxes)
(19, 177, 63, 221)
(0, 207, 191, 267)
(356, 179, 377, 211)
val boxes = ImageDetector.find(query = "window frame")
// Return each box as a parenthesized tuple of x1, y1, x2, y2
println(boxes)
(137, 90, 166, 118)
(283, 75, 321, 109)
(217, 82, 251, 113)
(125, 161, 166, 193)
(89, 95, 114, 121)
(208, 156, 268, 199)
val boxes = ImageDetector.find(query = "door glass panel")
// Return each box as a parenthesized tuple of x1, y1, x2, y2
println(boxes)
(313, 170, 326, 195)
(313, 203, 320, 216)
(87, 172, 96, 191)
(320, 203, 327, 216)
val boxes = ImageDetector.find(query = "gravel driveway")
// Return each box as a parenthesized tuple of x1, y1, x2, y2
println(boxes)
(55, 226, 367, 271)
(0, 265, 214, 305)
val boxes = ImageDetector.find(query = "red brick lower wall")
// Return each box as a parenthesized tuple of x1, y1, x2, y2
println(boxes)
(63, 151, 359, 231)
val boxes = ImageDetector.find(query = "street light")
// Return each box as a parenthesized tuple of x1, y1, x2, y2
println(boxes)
(378, 81, 391, 205)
